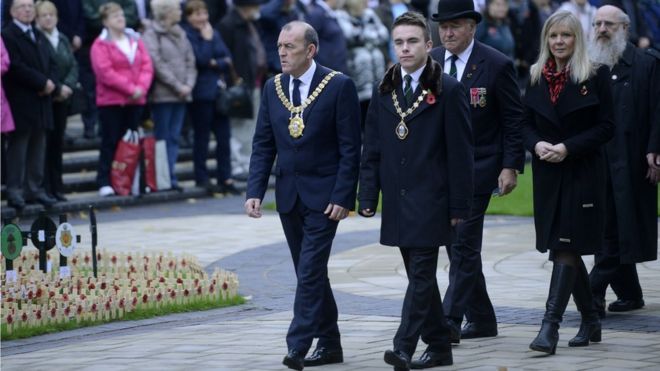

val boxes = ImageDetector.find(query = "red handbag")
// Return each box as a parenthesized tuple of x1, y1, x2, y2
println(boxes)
(111, 130, 140, 196)
(142, 136, 157, 192)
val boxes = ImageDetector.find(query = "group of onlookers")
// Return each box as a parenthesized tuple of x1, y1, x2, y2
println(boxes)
(1, 0, 658, 211)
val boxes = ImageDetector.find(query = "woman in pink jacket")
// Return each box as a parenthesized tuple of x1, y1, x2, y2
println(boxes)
(1, 36, 14, 188)
(91, 2, 153, 197)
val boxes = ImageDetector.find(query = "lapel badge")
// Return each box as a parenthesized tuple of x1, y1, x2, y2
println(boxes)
(466, 73, 473, 79)
(470, 87, 487, 108)
(579, 85, 588, 96)
(611, 74, 618, 80)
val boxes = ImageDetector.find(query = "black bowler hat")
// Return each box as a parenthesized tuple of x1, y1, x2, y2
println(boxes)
(234, 0, 265, 6)
(431, 0, 482, 23)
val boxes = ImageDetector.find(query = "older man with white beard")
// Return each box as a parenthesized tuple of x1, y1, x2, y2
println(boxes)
(587, 4, 660, 318)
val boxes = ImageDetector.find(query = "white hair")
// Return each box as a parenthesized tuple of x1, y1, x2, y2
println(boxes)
(150, 0, 180, 21)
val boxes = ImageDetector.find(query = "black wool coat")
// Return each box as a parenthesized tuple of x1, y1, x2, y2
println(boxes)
(603, 44, 660, 263)
(522, 65, 615, 255)
(359, 58, 474, 248)
(2, 23, 58, 132)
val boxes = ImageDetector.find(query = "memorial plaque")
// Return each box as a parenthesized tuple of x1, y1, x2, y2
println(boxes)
(1, 223, 23, 260)
(55, 222, 77, 257)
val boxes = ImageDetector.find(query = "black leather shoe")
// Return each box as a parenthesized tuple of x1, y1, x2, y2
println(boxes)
(447, 318, 461, 344)
(31, 193, 57, 208)
(304, 347, 343, 366)
(410, 349, 453, 369)
(7, 196, 26, 210)
(461, 321, 498, 339)
(51, 192, 68, 202)
(384, 349, 410, 371)
(608, 299, 644, 312)
(219, 182, 241, 196)
(283, 350, 305, 370)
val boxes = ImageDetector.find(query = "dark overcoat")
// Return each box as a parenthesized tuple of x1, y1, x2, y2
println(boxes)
(604, 44, 660, 263)
(2, 23, 57, 132)
(218, 7, 261, 88)
(359, 58, 474, 248)
(246, 64, 362, 213)
(430, 41, 524, 195)
(522, 65, 615, 255)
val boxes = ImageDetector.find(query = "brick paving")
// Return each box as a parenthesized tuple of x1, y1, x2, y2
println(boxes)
(2, 193, 659, 370)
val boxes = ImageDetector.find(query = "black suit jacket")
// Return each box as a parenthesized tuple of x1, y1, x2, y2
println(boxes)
(430, 41, 524, 194)
(247, 64, 362, 213)
(2, 22, 57, 132)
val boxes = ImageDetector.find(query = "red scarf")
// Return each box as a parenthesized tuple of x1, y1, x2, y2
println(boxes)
(542, 58, 569, 105)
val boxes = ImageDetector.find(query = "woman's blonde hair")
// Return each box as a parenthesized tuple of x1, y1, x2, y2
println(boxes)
(36, 0, 58, 16)
(99, 2, 123, 21)
(529, 11, 593, 85)
(150, 0, 180, 22)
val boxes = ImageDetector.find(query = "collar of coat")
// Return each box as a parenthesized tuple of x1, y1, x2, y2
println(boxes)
(378, 56, 443, 97)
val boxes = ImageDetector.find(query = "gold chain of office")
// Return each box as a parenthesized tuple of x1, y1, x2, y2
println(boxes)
(275, 71, 340, 138)
(392, 89, 430, 140)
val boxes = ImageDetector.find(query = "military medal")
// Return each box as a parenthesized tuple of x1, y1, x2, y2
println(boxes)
(392, 88, 430, 140)
(275, 71, 340, 138)
(469, 87, 487, 108)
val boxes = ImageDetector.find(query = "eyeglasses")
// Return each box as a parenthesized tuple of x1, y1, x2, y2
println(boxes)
(592, 21, 624, 29)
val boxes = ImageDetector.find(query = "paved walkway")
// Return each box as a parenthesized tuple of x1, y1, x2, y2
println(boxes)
(2, 194, 660, 370)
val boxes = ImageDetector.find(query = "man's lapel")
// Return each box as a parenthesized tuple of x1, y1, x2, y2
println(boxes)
(461, 41, 486, 86)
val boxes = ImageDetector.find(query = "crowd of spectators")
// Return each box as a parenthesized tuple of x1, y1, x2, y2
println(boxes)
(0, 0, 658, 209)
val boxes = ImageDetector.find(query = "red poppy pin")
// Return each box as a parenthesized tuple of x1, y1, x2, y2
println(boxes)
(580, 85, 588, 95)
(426, 92, 436, 105)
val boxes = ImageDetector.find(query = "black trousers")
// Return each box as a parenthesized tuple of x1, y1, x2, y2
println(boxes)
(590, 178, 643, 301)
(188, 100, 231, 185)
(443, 194, 496, 323)
(96, 105, 142, 187)
(279, 198, 341, 354)
(397, 246, 451, 356)
(45, 101, 69, 196)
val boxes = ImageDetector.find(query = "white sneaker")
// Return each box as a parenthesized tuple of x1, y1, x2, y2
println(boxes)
(99, 186, 115, 197)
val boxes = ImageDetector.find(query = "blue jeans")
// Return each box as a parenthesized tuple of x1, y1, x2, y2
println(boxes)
(152, 102, 186, 187)
(188, 100, 231, 185)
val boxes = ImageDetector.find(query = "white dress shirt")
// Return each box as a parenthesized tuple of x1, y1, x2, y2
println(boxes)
(400, 64, 426, 95)
(288, 60, 317, 104)
(443, 38, 475, 81)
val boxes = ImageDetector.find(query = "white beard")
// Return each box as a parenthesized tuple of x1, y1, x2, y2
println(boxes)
(588, 29, 627, 68)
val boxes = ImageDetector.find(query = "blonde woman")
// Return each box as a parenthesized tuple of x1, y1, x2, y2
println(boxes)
(522, 11, 614, 355)
(143, 0, 197, 190)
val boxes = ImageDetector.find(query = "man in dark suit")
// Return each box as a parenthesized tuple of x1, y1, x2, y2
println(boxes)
(2, 0, 59, 210)
(429, 0, 525, 342)
(245, 21, 361, 371)
(359, 12, 473, 370)
(587, 5, 660, 317)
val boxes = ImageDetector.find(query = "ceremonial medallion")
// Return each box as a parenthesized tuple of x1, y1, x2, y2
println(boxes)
(289, 115, 305, 138)
(396, 121, 409, 140)
(275, 71, 340, 138)
(391, 88, 430, 140)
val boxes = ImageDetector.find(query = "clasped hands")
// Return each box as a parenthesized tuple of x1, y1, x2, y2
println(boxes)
(535, 141, 568, 163)
(245, 198, 349, 221)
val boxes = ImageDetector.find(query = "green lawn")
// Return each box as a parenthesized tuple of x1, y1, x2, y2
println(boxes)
(264, 163, 660, 216)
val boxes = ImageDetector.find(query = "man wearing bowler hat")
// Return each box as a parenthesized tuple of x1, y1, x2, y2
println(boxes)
(429, 0, 524, 343)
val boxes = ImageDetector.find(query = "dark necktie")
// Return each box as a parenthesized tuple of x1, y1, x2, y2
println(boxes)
(449, 54, 458, 79)
(26, 28, 35, 42)
(403, 75, 413, 108)
(292, 78, 301, 106)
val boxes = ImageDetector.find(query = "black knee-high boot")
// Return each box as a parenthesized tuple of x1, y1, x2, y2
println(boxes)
(569, 260, 602, 347)
(530, 263, 576, 355)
